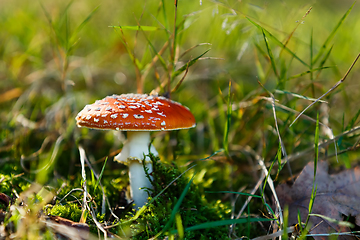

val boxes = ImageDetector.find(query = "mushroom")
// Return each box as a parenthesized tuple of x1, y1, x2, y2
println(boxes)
(75, 93, 196, 208)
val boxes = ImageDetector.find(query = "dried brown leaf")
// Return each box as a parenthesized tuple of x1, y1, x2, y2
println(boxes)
(276, 161, 360, 238)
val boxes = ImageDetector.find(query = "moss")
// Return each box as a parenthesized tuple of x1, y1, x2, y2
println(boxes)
(45, 203, 82, 222)
(117, 154, 232, 239)
(0, 172, 31, 197)
(40, 155, 231, 238)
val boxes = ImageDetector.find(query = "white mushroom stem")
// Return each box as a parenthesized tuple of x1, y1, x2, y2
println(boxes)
(114, 131, 158, 208)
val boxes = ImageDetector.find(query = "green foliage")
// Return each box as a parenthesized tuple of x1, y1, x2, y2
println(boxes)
(1, 0, 360, 238)
(46, 203, 82, 222)
(118, 155, 231, 239)
(0, 173, 31, 196)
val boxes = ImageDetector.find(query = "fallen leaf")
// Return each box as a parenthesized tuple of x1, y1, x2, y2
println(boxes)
(276, 161, 360, 238)
(45, 215, 90, 240)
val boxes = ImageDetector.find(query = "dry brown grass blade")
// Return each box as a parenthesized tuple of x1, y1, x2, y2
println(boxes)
(0, 88, 22, 104)
(283, 7, 312, 49)
(282, 125, 360, 164)
(250, 226, 296, 240)
(142, 40, 169, 88)
(78, 146, 107, 239)
(116, 26, 142, 93)
(229, 172, 266, 237)
(258, 81, 293, 183)
(260, 97, 332, 136)
(178, 43, 211, 60)
(171, 59, 190, 93)
(241, 145, 283, 231)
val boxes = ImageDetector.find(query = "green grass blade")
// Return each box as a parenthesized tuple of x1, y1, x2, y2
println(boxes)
(151, 174, 195, 239)
(262, 154, 276, 194)
(297, 209, 303, 232)
(309, 214, 354, 228)
(279, 58, 288, 87)
(161, 0, 170, 35)
(310, 28, 315, 95)
(111, 27, 143, 70)
(223, 81, 232, 157)
(138, 27, 168, 71)
(310, 27, 313, 70)
(275, 89, 327, 103)
(253, 43, 266, 81)
(206, 191, 262, 198)
(58, 1, 73, 49)
(175, 212, 184, 239)
(287, 66, 332, 80)
(199, 149, 224, 161)
(94, 157, 107, 192)
(345, 108, 360, 131)
(275, 142, 283, 179)
(90, 170, 95, 188)
(282, 206, 289, 238)
(264, 203, 276, 218)
(40, 2, 53, 27)
(120, 164, 197, 227)
(68, 5, 99, 52)
(247, 17, 309, 68)
(305, 113, 320, 228)
(314, 113, 320, 173)
(312, 2, 355, 65)
(40, 1, 73, 50)
(306, 184, 317, 226)
(166, 174, 195, 228)
(342, 113, 346, 132)
(171, 49, 210, 79)
(315, 45, 333, 79)
(262, 29, 279, 81)
(109, 25, 160, 31)
(75, 6, 99, 34)
(254, 42, 268, 59)
(170, 217, 274, 234)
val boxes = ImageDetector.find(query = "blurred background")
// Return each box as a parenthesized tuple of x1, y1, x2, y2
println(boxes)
(1, 0, 360, 229)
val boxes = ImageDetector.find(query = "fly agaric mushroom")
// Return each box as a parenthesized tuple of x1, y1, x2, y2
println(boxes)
(76, 93, 196, 208)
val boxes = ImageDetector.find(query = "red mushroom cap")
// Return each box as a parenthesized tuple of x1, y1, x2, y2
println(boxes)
(76, 94, 196, 131)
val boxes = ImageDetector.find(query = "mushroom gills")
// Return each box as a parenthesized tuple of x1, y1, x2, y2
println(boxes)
(114, 131, 158, 162)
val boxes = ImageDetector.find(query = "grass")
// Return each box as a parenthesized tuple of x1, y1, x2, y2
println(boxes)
(1, 0, 360, 239)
